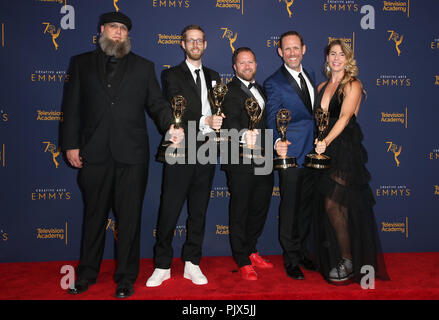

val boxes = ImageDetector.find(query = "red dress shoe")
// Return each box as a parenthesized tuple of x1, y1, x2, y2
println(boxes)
(250, 252, 274, 269)
(240, 265, 258, 281)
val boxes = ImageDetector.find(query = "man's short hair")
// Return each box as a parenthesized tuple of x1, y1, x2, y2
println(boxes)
(279, 30, 304, 49)
(232, 47, 256, 65)
(181, 25, 205, 41)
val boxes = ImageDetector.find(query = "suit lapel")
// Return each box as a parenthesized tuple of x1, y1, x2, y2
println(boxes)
(95, 50, 112, 98)
(112, 53, 130, 94)
(203, 66, 213, 91)
(281, 65, 312, 114)
(234, 77, 266, 103)
(255, 82, 267, 103)
(178, 61, 203, 116)
(94, 49, 131, 99)
(237, 79, 253, 98)
(180, 61, 200, 99)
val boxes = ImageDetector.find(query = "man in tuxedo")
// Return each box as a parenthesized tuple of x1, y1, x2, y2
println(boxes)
(61, 12, 175, 298)
(221, 47, 274, 281)
(146, 25, 221, 287)
(264, 31, 317, 280)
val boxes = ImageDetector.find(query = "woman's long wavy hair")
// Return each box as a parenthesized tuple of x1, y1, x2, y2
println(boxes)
(324, 39, 366, 99)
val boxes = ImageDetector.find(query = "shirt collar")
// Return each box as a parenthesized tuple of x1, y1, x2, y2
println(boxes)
(284, 63, 303, 78)
(237, 76, 256, 88)
(185, 59, 203, 74)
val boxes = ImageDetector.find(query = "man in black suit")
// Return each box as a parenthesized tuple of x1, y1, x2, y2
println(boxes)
(264, 31, 317, 280)
(61, 12, 175, 298)
(221, 47, 274, 281)
(146, 25, 221, 287)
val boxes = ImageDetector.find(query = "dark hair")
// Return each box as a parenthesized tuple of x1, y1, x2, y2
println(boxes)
(181, 24, 205, 41)
(232, 47, 256, 65)
(279, 30, 304, 49)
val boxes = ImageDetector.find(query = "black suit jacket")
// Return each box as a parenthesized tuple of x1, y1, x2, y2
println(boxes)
(61, 49, 171, 165)
(160, 61, 220, 136)
(221, 77, 270, 174)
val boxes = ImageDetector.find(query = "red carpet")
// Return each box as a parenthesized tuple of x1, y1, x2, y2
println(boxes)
(1, 253, 439, 300)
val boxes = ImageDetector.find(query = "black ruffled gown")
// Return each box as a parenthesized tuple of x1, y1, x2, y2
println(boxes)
(312, 82, 389, 283)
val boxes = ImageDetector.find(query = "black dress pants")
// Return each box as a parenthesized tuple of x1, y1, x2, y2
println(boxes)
(278, 167, 315, 267)
(76, 158, 147, 284)
(153, 162, 216, 269)
(226, 171, 274, 267)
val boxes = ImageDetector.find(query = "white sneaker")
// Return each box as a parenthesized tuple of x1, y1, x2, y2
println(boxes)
(146, 268, 171, 287)
(183, 261, 208, 285)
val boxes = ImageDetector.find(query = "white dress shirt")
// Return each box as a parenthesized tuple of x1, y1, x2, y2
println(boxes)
(185, 60, 213, 134)
(275, 64, 315, 149)
(283, 63, 315, 108)
(237, 77, 265, 111)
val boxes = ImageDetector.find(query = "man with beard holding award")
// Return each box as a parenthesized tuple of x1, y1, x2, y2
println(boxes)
(146, 25, 221, 287)
(221, 47, 274, 281)
(62, 12, 177, 298)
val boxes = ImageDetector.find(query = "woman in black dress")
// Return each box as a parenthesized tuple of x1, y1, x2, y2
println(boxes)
(312, 39, 389, 284)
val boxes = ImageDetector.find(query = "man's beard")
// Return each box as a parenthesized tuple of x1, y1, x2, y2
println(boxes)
(99, 33, 131, 58)
(185, 48, 204, 62)
(237, 70, 256, 82)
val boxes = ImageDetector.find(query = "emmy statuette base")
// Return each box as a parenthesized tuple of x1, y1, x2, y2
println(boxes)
(239, 144, 264, 160)
(274, 156, 298, 170)
(304, 153, 331, 169)
(211, 130, 230, 144)
(156, 142, 186, 163)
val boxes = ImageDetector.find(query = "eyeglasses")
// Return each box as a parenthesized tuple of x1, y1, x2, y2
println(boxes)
(185, 39, 204, 45)
(107, 23, 128, 33)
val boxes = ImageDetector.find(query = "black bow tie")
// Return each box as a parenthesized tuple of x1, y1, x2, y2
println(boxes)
(248, 82, 256, 89)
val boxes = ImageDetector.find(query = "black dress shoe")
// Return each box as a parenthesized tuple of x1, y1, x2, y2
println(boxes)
(301, 257, 316, 271)
(115, 284, 134, 299)
(286, 265, 305, 280)
(67, 279, 95, 295)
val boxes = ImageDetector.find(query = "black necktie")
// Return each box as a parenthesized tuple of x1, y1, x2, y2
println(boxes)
(298, 72, 312, 112)
(106, 56, 118, 82)
(195, 69, 201, 98)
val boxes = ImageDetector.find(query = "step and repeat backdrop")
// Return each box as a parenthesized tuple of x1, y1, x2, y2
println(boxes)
(0, 0, 438, 263)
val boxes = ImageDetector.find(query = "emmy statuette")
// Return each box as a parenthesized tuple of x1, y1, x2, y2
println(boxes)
(273, 109, 298, 170)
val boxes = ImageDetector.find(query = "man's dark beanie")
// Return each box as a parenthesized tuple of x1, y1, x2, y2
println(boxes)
(100, 12, 132, 31)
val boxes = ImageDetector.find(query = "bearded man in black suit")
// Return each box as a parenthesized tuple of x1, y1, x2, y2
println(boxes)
(221, 47, 274, 281)
(61, 12, 175, 298)
(146, 25, 221, 287)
